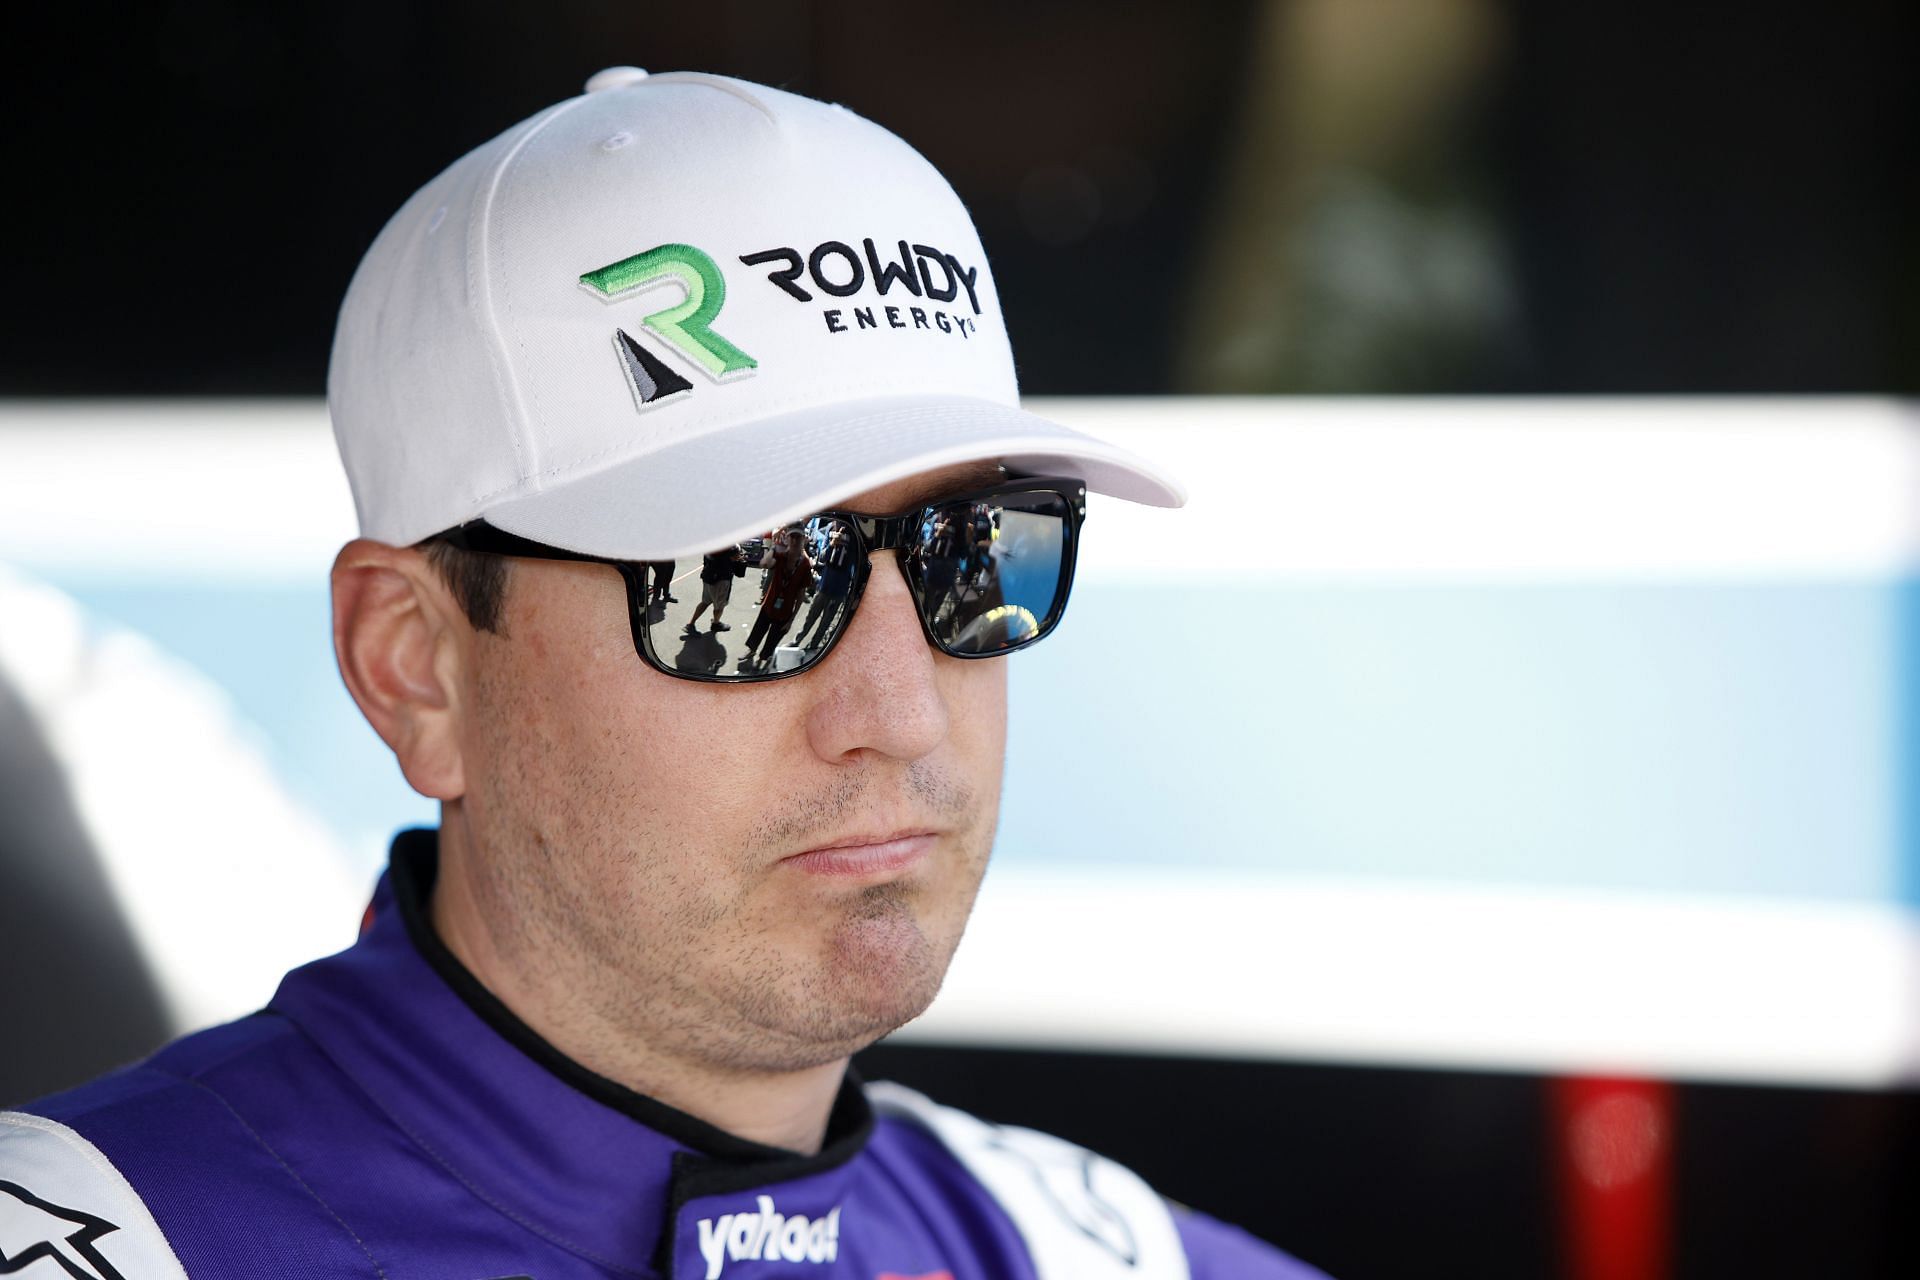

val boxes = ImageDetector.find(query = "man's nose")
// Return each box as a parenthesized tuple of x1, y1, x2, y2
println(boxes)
(803, 552, 949, 763)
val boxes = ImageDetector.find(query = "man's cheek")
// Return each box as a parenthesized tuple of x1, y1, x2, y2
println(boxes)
(946, 661, 1006, 735)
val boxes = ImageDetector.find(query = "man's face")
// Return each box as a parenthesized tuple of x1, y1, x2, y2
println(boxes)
(449, 463, 1008, 1076)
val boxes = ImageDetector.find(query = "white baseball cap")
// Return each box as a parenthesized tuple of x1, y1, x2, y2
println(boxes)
(328, 67, 1185, 561)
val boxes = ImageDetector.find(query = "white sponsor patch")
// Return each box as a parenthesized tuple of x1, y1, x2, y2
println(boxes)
(694, 1194, 841, 1280)
(868, 1082, 1189, 1280)
(0, 1112, 189, 1280)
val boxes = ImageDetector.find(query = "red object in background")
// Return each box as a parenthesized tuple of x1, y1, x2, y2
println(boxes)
(1552, 1076, 1674, 1280)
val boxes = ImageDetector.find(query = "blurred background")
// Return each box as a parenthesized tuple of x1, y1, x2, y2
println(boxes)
(4, 2, 1918, 1277)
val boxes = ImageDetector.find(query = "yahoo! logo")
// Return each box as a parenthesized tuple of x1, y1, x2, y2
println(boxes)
(694, 1195, 841, 1280)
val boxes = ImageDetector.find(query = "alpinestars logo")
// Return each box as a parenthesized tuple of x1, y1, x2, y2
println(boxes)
(694, 1196, 840, 1280)
(579, 243, 758, 414)
(0, 1180, 126, 1280)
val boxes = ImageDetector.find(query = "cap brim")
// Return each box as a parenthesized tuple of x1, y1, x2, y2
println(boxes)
(479, 394, 1186, 560)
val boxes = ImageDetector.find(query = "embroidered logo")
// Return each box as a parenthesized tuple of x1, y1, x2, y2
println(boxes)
(580, 244, 758, 413)
(694, 1196, 840, 1280)
(740, 238, 985, 341)
(985, 1130, 1139, 1265)
(0, 1179, 127, 1280)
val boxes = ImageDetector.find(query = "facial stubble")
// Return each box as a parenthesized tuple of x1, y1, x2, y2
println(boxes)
(461, 679, 1000, 1080)
(707, 763, 995, 1071)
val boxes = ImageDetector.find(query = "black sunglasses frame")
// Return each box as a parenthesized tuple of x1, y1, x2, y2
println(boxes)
(436, 475, 1088, 684)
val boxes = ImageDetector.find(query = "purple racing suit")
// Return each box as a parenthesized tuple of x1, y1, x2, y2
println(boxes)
(1, 831, 1328, 1280)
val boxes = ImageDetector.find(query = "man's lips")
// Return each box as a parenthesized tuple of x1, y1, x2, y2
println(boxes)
(781, 831, 936, 877)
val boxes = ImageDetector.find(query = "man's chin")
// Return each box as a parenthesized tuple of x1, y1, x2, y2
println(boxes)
(701, 885, 964, 1072)
(828, 908, 948, 1019)
(733, 982, 943, 1075)
(735, 926, 951, 1072)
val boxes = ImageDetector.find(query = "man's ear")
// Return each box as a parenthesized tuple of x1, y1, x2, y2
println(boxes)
(331, 540, 470, 801)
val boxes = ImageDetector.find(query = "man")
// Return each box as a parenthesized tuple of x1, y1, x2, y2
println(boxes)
(796, 522, 856, 650)
(741, 527, 816, 671)
(687, 544, 747, 634)
(0, 69, 1325, 1278)
(648, 561, 678, 610)
(918, 504, 967, 619)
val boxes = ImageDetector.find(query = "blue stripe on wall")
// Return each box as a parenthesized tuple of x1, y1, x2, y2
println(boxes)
(60, 582, 433, 865)
(1900, 580, 1920, 909)
(1004, 579, 1897, 901)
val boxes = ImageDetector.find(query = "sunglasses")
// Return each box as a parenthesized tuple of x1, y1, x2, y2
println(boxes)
(438, 475, 1087, 683)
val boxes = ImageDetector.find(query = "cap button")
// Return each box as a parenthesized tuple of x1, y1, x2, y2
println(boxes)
(585, 66, 649, 93)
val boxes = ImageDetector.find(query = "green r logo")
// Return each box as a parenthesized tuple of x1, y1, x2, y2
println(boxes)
(580, 244, 758, 388)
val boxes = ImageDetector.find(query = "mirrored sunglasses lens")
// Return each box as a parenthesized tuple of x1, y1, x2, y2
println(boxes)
(916, 492, 1070, 655)
(638, 516, 861, 678)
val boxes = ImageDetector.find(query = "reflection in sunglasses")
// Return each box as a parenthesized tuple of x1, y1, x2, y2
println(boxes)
(627, 481, 1081, 680)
